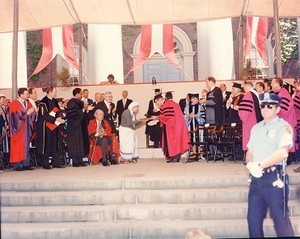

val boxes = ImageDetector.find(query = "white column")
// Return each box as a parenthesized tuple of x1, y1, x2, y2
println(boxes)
(0, 32, 27, 88)
(88, 24, 124, 84)
(197, 18, 235, 80)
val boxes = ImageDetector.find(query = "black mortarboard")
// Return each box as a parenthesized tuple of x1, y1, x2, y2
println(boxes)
(259, 93, 282, 104)
(232, 82, 242, 89)
(154, 93, 164, 101)
(165, 91, 174, 99)
(154, 89, 161, 93)
(189, 93, 199, 99)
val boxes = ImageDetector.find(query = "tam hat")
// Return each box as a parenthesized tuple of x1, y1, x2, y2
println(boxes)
(259, 93, 282, 104)
(232, 82, 242, 89)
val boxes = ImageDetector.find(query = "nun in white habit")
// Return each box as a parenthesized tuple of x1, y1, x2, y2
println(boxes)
(119, 102, 146, 163)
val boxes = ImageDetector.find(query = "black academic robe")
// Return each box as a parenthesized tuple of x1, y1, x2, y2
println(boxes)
(93, 101, 117, 133)
(145, 99, 162, 142)
(227, 94, 244, 124)
(36, 96, 60, 155)
(116, 98, 133, 126)
(66, 98, 89, 158)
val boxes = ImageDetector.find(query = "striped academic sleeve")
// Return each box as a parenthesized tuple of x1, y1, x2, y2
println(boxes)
(294, 95, 300, 110)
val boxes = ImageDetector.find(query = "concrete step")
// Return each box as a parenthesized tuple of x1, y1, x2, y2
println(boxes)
(2, 201, 300, 223)
(2, 173, 299, 192)
(2, 218, 300, 239)
(1, 185, 299, 206)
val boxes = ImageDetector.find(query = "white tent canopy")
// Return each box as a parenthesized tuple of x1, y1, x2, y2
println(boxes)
(1, 0, 300, 33)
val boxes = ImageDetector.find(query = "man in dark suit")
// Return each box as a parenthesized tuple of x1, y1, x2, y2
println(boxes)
(93, 92, 117, 133)
(202, 76, 223, 129)
(81, 89, 93, 105)
(179, 93, 190, 114)
(116, 90, 133, 126)
(220, 84, 231, 122)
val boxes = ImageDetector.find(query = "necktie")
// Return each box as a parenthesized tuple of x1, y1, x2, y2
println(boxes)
(97, 121, 104, 136)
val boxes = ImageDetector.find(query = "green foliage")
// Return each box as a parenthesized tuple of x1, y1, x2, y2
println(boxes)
(280, 18, 299, 64)
(192, 39, 197, 45)
(122, 27, 136, 40)
(27, 31, 45, 81)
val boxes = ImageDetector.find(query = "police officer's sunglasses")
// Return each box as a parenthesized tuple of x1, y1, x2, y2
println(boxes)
(260, 103, 276, 109)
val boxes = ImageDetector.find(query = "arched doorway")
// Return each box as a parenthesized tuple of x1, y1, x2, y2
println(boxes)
(131, 26, 195, 83)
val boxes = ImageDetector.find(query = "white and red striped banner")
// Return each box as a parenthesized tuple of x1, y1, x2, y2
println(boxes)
(125, 24, 181, 78)
(31, 25, 79, 76)
(244, 17, 268, 65)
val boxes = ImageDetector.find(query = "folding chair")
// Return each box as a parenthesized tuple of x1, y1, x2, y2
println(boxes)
(186, 124, 208, 162)
(212, 123, 243, 163)
(202, 123, 219, 162)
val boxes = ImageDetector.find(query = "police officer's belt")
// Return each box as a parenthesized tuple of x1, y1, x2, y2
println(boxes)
(262, 165, 282, 175)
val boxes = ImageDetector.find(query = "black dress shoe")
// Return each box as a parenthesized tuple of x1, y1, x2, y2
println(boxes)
(15, 166, 23, 171)
(53, 165, 65, 168)
(43, 166, 52, 170)
(102, 161, 110, 167)
(23, 166, 35, 170)
(110, 160, 119, 165)
(80, 163, 88, 167)
(166, 157, 180, 163)
(72, 164, 80, 167)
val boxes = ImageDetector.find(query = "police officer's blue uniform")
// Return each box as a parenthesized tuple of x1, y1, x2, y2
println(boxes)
(246, 93, 294, 237)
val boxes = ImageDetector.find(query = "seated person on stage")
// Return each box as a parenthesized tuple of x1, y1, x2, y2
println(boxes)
(88, 109, 119, 166)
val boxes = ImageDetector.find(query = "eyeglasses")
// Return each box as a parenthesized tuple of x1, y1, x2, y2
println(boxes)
(260, 104, 275, 109)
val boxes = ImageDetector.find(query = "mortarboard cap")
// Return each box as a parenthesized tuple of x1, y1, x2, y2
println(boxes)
(259, 93, 282, 104)
(189, 93, 199, 99)
(154, 93, 164, 101)
(232, 82, 242, 89)
(154, 88, 161, 93)
(164, 90, 174, 99)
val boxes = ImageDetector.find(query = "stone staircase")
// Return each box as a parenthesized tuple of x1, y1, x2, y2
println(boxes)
(1, 164, 300, 239)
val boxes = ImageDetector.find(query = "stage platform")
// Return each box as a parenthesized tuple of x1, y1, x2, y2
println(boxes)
(1, 158, 300, 239)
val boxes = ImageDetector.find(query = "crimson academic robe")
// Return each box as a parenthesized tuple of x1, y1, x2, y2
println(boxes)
(88, 118, 119, 164)
(158, 99, 189, 158)
(9, 99, 36, 163)
(274, 88, 297, 152)
(238, 90, 262, 150)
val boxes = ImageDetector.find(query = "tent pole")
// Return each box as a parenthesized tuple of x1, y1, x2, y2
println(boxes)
(78, 23, 83, 84)
(273, 0, 282, 77)
(238, 15, 245, 78)
(12, 0, 19, 100)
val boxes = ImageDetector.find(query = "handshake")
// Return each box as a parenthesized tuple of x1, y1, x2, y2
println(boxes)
(246, 162, 263, 178)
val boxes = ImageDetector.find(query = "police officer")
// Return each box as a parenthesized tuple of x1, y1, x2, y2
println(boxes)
(246, 93, 294, 238)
